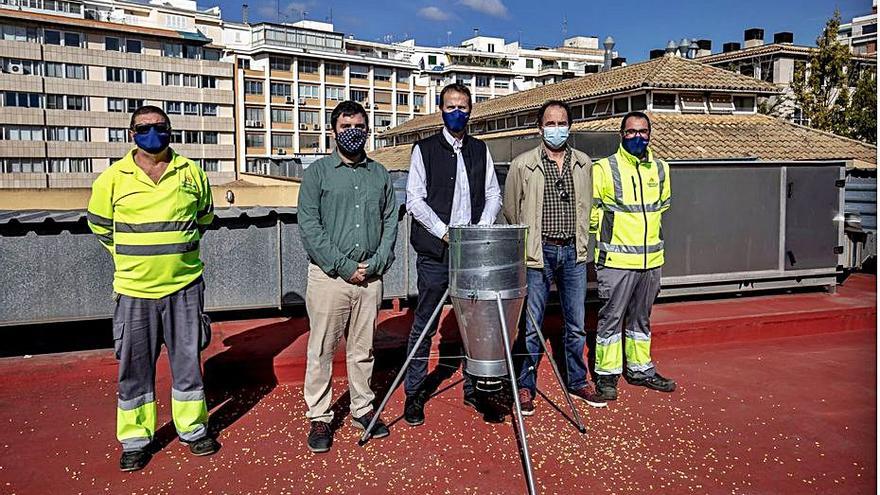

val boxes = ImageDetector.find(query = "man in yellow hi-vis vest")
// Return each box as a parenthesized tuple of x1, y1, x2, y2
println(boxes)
(88, 106, 219, 471)
(589, 111, 676, 401)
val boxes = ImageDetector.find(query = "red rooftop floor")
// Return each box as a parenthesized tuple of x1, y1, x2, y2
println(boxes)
(0, 275, 875, 494)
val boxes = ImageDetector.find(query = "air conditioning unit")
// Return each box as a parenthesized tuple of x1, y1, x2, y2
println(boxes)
(414, 106, 421, 112)
(364, 102, 372, 108)
(312, 123, 320, 130)
(299, 123, 308, 130)
(285, 96, 295, 103)
(7, 62, 23, 74)
(245, 119, 255, 127)
(324, 123, 331, 130)
(276, 148, 286, 155)
(254, 121, 264, 128)
(298, 97, 307, 105)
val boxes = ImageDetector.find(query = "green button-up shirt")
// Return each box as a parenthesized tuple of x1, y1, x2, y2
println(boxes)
(298, 151, 398, 280)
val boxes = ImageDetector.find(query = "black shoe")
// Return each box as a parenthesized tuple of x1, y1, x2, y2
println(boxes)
(404, 392, 426, 426)
(352, 411, 390, 439)
(307, 421, 332, 453)
(626, 372, 677, 392)
(186, 436, 221, 456)
(119, 449, 152, 472)
(479, 392, 507, 424)
(595, 375, 619, 401)
(462, 391, 479, 411)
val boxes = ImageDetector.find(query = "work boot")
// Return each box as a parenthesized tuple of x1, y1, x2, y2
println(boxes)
(351, 411, 390, 439)
(518, 388, 535, 416)
(119, 449, 152, 472)
(404, 392, 426, 426)
(186, 436, 221, 456)
(307, 421, 332, 453)
(595, 375, 619, 401)
(569, 384, 607, 408)
(479, 392, 506, 424)
(626, 372, 677, 393)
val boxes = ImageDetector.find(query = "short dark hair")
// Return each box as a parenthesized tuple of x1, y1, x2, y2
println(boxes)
(537, 100, 572, 126)
(439, 83, 472, 110)
(130, 105, 170, 130)
(330, 100, 368, 131)
(620, 111, 652, 134)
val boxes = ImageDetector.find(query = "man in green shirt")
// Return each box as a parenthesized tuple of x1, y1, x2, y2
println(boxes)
(298, 100, 399, 453)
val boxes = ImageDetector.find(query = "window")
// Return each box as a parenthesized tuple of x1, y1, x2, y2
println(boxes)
(397, 93, 409, 105)
(299, 59, 319, 73)
(237, 58, 251, 70)
(184, 102, 199, 115)
(613, 97, 629, 114)
(630, 94, 648, 111)
(245, 80, 263, 95)
(108, 98, 124, 112)
(427, 55, 437, 65)
(271, 108, 292, 123)
(373, 114, 392, 127)
(863, 23, 878, 35)
(525, 59, 534, 69)
(593, 99, 611, 115)
(397, 70, 410, 84)
(201, 159, 219, 172)
(373, 91, 392, 105)
(708, 94, 735, 114)
(44, 30, 61, 45)
(66, 96, 86, 111)
(494, 78, 510, 89)
(270, 82, 291, 97)
(164, 43, 182, 58)
(165, 14, 187, 29)
(183, 74, 199, 87)
(106, 67, 124, 82)
(170, 130, 183, 144)
(46, 126, 67, 141)
(68, 127, 86, 141)
(245, 133, 264, 148)
(475, 95, 489, 103)
(202, 104, 218, 116)
(374, 68, 392, 82)
(2, 26, 38, 43)
(46, 94, 64, 109)
(127, 99, 143, 113)
(125, 39, 142, 53)
(351, 89, 368, 102)
(165, 73, 181, 86)
(7, 59, 39, 75)
(68, 158, 91, 173)
(126, 69, 143, 84)
(397, 115, 409, 125)
(203, 49, 221, 61)
(201, 76, 216, 88)
(271, 133, 293, 149)
(65, 64, 85, 79)
(2, 158, 44, 173)
(105, 37, 120, 51)
(299, 134, 319, 150)
(184, 130, 200, 144)
(109, 128, 127, 142)
(165, 101, 182, 114)
(203, 131, 218, 144)
(184, 45, 200, 59)
(45, 62, 63, 78)
(561, 61, 569, 69)
(3, 126, 43, 140)
(350, 64, 368, 79)
(488, 43, 495, 53)
(326, 86, 345, 101)
(679, 93, 706, 113)
(269, 56, 291, 71)
(739, 64, 754, 78)
(651, 93, 676, 110)
(299, 110, 319, 125)
(476, 75, 489, 87)
(63, 32, 80, 47)
(733, 95, 755, 112)
(298, 84, 319, 98)
(571, 105, 584, 121)
(325, 63, 343, 77)
(245, 107, 263, 122)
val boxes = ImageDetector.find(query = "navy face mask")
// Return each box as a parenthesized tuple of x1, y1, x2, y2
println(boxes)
(336, 127, 368, 156)
(133, 126, 171, 154)
(442, 109, 470, 133)
(622, 136, 649, 157)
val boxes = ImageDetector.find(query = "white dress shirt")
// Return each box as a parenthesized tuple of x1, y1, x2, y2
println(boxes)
(406, 127, 502, 239)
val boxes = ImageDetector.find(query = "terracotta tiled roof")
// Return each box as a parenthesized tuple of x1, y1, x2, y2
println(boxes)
(696, 43, 876, 64)
(372, 112, 876, 170)
(381, 56, 780, 138)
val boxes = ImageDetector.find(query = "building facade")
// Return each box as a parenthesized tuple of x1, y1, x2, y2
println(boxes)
(838, 0, 878, 56)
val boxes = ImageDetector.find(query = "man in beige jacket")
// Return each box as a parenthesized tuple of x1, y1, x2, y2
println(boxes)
(504, 100, 605, 415)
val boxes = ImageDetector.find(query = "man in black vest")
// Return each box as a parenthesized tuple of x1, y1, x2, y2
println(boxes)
(403, 83, 502, 426)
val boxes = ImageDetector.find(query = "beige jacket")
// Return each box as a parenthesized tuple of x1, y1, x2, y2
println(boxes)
(503, 145, 594, 268)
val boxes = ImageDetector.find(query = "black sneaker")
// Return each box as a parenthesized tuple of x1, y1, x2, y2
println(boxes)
(351, 411, 390, 439)
(119, 449, 152, 472)
(479, 393, 507, 424)
(307, 421, 332, 453)
(626, 372, 677, 392)
(186, 436, 221, 456)
(595, 375, 619, 401)
(462, 391, 479, 411)
(404, 392, 426, 427)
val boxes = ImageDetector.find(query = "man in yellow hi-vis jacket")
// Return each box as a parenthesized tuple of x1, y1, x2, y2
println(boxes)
(589, 111, 676, 401)
(88, 105, 219, 472)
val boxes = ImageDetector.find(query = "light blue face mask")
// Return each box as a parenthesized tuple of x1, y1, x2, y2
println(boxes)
(542, 125, 570, 149)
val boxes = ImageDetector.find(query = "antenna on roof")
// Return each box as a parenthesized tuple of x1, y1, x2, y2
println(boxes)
(562, 15, 567, 39)
(328, 7, 332, 24)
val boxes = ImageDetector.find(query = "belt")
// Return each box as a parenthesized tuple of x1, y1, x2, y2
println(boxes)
(543, 237, 574, 246)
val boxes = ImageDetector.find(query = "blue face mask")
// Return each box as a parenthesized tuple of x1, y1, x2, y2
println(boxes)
(542, 126, 569, 149)
(134, 127, 171, 154)
(622, 136, 649, 157)
(442, 109, 470, 133)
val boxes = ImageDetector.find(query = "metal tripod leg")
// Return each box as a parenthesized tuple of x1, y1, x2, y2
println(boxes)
(496, 293, 538, 495)
(526, 309, 587, 434)
(359, 288, 450, 444)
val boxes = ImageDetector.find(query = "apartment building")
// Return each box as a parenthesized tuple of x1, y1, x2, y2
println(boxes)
(0, 0, 235, 186)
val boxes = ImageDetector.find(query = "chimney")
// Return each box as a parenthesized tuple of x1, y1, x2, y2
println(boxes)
(678, 37, 690, 57)
(584, 64, 600, 74)
(242, 3, 248, 24)
(611, 56, 626, 68)
(650, 48, 665, 59)
(665, 40, 677, 56)
(602, 36, 615, 70)
(773, 31, 794, 44)
(473, 27, 479, 37)
(722, 42, 741, 53)
(696, 39, 712, 57)
(744, 28, 764, 48)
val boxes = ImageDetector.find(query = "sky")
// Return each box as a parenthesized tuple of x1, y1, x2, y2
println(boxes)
(215, 0, 873, 62)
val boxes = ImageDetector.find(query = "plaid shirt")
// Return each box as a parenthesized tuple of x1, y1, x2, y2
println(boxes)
(541, 147, 576, 240)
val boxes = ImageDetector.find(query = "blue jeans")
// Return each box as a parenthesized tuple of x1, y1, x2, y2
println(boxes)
(515, 243, 588, 397)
